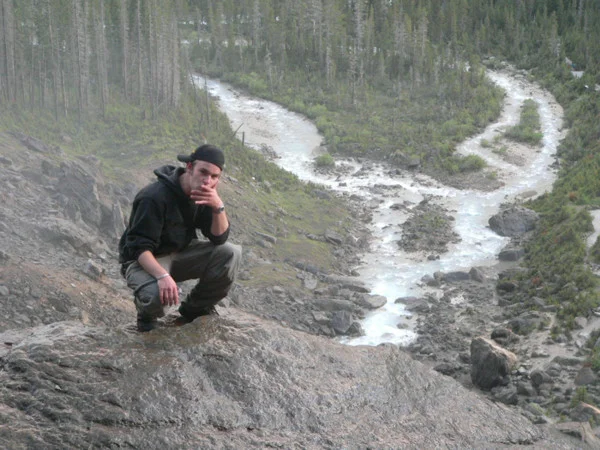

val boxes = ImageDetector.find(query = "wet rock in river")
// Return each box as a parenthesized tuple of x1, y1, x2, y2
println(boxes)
(331, 310, 353, 335)
(498, 246, 525, 261)
(488, 206, 539, 237)
(355, 293, 387, 310)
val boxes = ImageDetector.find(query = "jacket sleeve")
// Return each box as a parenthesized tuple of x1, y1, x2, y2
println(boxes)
(122, 197, 165, 260)
(195, 206, 230, 245)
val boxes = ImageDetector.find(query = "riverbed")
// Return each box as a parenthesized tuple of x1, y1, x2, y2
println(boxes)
(196, 68, 565, 347)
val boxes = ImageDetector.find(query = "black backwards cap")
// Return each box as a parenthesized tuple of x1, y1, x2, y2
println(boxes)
(177, 144, 225, 170)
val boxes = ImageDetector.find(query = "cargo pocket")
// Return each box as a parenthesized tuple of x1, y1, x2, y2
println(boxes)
(134, 279, 164, 318)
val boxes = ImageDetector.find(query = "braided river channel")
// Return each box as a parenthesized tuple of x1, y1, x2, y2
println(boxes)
(197, 70, 565, 347)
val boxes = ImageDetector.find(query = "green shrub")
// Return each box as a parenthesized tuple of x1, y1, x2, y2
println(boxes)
(306, 104, 328, 119)
(459, 154, 487, 172)
(314, 153, 335, 168)
(504, 99, 543, 145)
(441, 154, 486, 174)
(590, 238, 600, 264)
(290, 99, 306, 112)
(570, 387, 589, 407)
(592, 350, 600, 373)
(486, 170, 498, 180)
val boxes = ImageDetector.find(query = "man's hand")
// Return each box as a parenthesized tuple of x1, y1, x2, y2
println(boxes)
(158, 275, 179, 306)
(190, 186, 222, 211)
(138, 251, 179, 306)
(190, 186, 229, 236)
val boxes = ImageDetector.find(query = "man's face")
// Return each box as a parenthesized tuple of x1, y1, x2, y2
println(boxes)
(188, 160, 221, 192)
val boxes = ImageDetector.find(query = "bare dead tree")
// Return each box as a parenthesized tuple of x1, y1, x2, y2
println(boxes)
(1, 0, 16, 103)
(120, 0, 129, 101)
(135, 0, 143, 105)
(170, 13, 181, 107)
(94, 0, 109, 117)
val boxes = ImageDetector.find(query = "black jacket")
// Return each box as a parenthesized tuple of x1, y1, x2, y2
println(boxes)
(118, 165, 229, 264)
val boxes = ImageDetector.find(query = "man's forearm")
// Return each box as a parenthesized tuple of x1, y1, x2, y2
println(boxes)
(137, 251, 169, 278)
(211, 208, 229, 236)
(137, 250, 179, 305)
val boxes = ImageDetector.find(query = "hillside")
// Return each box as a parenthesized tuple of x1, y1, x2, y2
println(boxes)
(0, 128, 370, 335)
(0, 130, 589, 447)
(2, 0, 600, 447)
(0, 102, 598, 448)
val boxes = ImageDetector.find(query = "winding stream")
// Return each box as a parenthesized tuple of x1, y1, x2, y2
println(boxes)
(196, 70, 565, 347)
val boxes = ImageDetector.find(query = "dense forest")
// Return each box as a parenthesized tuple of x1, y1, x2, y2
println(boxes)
(1, 1, 599, 167)
(1, 1, 600, 339)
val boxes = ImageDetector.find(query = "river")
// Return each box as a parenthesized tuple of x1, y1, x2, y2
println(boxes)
(195, 69, 565, 347)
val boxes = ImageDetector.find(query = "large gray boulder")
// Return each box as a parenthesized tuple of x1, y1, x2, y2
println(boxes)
(0, 311, 582, 449)
(471, 336, 518, 390)
(355, 293, 387, 310)
(488, 206, 539, 237)
(38, 217, 110, 255)
(53, 156, 126, 239)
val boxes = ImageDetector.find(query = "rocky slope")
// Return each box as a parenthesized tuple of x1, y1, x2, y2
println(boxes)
(397, 202, 600, 433)
(0, 131, 598, 448)
(0, 311, 589, 449)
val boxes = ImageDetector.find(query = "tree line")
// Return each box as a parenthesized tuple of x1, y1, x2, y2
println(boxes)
(0, 0, 187, 122)
(1, 1, 598, 124)
(187, 0, 599, 95)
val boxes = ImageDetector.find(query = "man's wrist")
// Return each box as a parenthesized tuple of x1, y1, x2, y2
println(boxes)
(156, 273, 170, 280)
(213, 203, 225, 214)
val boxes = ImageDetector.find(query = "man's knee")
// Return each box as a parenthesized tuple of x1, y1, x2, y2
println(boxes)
(215, 242, 242, 261)
(134, 282, 163, 319)
(214, 243, 242, 276)
(227, 243, 242, 266)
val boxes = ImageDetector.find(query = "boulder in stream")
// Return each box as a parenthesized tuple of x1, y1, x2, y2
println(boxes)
(488, 206, 539, 237)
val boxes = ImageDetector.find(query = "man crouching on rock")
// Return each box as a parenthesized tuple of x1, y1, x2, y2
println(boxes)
(118, 144, 242, 332)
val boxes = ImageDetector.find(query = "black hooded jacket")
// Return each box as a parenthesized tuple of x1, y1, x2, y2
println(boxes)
(118, 165, 229, 264)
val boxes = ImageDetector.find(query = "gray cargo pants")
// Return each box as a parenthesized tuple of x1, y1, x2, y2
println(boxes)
(125, 240, 242, 321)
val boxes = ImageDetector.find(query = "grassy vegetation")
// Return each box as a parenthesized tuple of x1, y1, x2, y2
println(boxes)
(492, 145, 508, 156)
(504, 99, 543, 145)
(512, 202, 597, 315)
(211, 67, 504, 175)
(0, 98, 219, 175)
(442, 154, 487, 174)
(498, 68, 600, 344)
(314, 153, 335, 168)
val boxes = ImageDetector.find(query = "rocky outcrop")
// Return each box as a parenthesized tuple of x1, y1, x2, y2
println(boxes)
(1, 129, 598, 448)
(397, 199, 460, 255)
(53, 156, 127, 239)
(38, 217, 110, 255)
(0, 313, 584, 449)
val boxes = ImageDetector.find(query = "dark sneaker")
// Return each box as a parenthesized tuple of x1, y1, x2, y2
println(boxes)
(173, 315, 193, 327)
(136, 316, 158, 332)
(178, 303, 219, 321)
